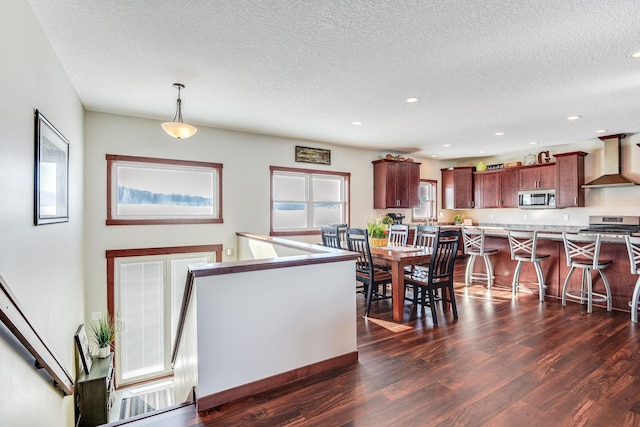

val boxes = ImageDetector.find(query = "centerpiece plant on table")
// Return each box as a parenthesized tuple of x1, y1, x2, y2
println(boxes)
(367, 214, 394, 247)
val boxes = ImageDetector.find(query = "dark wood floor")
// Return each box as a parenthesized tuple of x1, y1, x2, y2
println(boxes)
(117, 263, 640, 426)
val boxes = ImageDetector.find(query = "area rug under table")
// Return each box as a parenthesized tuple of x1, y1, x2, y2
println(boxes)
(119, 387, 175, 420)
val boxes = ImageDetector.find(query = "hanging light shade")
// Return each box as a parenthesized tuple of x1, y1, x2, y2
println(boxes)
(161, 83, 197, 139)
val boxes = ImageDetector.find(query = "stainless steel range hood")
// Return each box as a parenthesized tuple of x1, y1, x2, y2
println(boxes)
(582, 133, 638, 188)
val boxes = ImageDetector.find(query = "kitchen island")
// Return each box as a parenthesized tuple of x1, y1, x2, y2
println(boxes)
(463, 225, 639, 312)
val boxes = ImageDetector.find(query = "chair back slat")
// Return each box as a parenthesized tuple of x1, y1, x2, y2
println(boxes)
(625, 235, 640, 275)
(428, 229, 460, 282)
(388, 224, 409, 246)
(461, 226, 486, 254)
(508, 230, 538, 261)
(562, 232, 602, 269)
(346, 227, 374, 277)
(413, 225, 438, 249)
(321, 225, 341, 249)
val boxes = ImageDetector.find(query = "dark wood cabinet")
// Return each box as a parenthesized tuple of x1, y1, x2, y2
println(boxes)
(76, 353, 114, 427)
(554, 151, 587, 208)
(373, 159, 421, 208)
(518, 163, 556, 190)
(474, 168, 518, 208)
(441, 167, 475, 209)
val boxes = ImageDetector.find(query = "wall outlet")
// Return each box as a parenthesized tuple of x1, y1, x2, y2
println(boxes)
(523, 214, 528, 220)
(489, 213, 494, 220)
(91, 311, 101, 321)
(564, 214, 570, 221)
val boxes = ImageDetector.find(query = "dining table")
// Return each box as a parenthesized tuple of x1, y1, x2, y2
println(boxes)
(369, 245, 432, 322)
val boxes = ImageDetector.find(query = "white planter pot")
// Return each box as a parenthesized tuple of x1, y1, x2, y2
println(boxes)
(96, 346, 110, 358)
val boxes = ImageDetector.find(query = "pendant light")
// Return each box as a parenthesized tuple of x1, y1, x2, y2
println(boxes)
(161, 83, 197, 139)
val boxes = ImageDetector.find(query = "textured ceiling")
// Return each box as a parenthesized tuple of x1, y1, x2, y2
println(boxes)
(26, 0, 640, 159)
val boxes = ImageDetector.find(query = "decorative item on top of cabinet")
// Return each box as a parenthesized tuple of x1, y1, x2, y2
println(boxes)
(554, 151, 587, 207)
(441, 166, 475, 209)
(373, 159, 421, 209)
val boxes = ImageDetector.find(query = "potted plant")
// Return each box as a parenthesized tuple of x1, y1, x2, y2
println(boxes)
(89, 314, 115, 358)
(453, 214, 463, 225)
(367, 215, 393, 247)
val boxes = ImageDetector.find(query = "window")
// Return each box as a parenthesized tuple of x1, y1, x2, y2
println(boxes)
(106, 245, 222, 386)
(270, 166, 350, 236)
(412, 179, 437, 221)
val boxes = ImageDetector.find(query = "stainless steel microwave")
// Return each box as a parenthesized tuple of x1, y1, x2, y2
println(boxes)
(518, 189, 556, 209)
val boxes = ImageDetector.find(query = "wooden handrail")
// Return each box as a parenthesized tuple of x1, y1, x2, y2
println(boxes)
(170, 270, 195, 366)
(0, 274, 74, 395)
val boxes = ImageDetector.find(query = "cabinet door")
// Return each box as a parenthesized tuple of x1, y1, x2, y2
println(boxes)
(396, 162, 420, 208)
(519, 164, 556, 190)
(441, 169, 454, 209)
(519, 167, 540, 190)
(453, 168, 474, 208)
(500, 169, 519, 207)
(474, 172, 499, 208)
(556, 153, 586, 207)
(538, 164, 557, 189)
(373, 161, 397, 209)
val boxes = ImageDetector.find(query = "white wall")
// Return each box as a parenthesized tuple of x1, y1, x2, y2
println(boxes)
(83, 111, 443, 316)
(441, 134, 640, 227)
(0, 0, 85, 425)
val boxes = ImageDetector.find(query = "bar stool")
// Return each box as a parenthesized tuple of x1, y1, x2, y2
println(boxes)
(561, 233, 612, 313)
(624, 235, 640, 322)
(461, 226, 497, 289)
(507, 230, 549, 301)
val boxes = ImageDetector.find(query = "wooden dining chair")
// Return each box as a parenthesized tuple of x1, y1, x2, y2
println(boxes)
(404, 229, 460, 325)
(346, 227, 393, 317)
(388, 224, 409, 246)
(405, 225, 438, 302)
(321, 224, 342, 249)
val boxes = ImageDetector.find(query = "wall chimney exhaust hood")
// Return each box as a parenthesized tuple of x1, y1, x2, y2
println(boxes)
(582, 133, 638, 188)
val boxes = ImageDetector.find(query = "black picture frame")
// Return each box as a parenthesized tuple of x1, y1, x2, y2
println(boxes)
(74, 324, 92, 374)
(34, 110, 69, 225)
(295, 146, 331, 165)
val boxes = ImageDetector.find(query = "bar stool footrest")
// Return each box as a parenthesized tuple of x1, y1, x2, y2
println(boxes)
(565, 289, 610, 303)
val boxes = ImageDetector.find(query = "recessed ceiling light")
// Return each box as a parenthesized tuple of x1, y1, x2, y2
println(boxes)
(529, 141, 539, 145)
(495, 131, 505, 136)
(479, 150, 486, 154)
(443, 144, 451, 147)
(431, 154, 438, 158)
(629, 50, 640, 58)
(352, 121, 363, 126)
(567, 115, 582, 121)
(596, 129, 609, 133)
(406, 97, 419, 103)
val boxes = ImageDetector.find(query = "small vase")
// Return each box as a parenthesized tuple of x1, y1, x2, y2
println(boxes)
(96, 346, 110, 358)
(370, 237, 388, 247)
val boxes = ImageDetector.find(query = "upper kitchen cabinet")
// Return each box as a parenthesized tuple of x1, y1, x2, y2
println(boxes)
(554, 151, 587, 208)
(474, 168, 519, 208)
(441, 167, 475, 209)
(373, 159, 421, 209)
(518, 163, 556, 190)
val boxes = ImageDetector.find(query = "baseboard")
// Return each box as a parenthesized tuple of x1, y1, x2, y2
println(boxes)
(196, 351, 358, 412)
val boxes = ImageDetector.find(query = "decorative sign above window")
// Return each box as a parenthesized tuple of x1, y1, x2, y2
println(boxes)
(295, 146, 331, 165)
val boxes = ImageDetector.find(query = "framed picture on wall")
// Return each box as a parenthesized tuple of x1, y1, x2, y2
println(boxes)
(106, 154, 223, 225)
(34, 110, 69, 225)
(74, 324, 92, 374)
